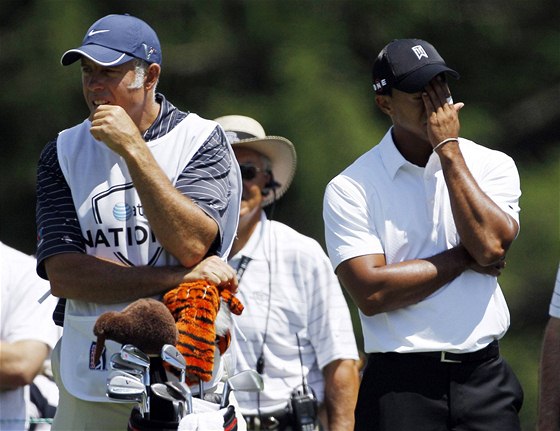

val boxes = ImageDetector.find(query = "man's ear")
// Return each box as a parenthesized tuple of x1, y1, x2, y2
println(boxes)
(375, 94, 392, 116)
(145, 63, 161, 90)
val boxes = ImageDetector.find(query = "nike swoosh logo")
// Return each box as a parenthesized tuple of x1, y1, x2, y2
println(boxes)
(88, 29, 110, 36)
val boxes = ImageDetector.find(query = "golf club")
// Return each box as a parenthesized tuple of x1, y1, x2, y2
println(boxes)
(165, 381, 193, 415)
(161, 344, 186, 383)
(120, 345, 151, 387)
(199, 380, 204, 400)
(151, 383, 184, 422)
(107, 374, 148, 417)
(220, 369, 264, 408)
(107, 369, 143, 385)
(121, 345, 150, 369)
(110, 353, 145, 378)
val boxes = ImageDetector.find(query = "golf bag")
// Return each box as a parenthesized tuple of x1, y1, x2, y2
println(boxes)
(127, 405, 237, 431)
(125, 356, 238, 430)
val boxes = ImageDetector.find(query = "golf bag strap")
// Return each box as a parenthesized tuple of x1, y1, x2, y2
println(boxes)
(223, 405, 237, 431)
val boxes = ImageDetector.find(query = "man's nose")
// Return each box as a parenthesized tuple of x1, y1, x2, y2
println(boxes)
(85, 73, 104, 91)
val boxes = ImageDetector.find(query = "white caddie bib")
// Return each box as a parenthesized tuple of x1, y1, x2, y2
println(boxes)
(55, 114, 240, 401)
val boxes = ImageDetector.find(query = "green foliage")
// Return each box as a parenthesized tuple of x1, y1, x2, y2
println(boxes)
(1, 1, 558, 428)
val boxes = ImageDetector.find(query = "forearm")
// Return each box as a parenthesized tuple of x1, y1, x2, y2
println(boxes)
(0, 340, 49, 390)
(124, 148, 218, 267)
(45, 253, 237, 304)
(45, 252, 188, 303)
(322, 359, 360, 431)
(437, 143, 518, 266)
(423, 81, 517, 266)
(538, 317, 560, 431)
(338, 245, 472, 316)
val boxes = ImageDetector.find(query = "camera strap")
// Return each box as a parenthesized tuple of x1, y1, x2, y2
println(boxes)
(291, 333, 318, 430)
(295, 332, 310, 395)
(235, 255, 252, 282)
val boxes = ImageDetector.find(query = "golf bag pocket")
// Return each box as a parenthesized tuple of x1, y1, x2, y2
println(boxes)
(60, 313, 122, 401)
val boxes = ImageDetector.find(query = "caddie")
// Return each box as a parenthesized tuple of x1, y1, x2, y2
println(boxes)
(35, 13, 241, 430)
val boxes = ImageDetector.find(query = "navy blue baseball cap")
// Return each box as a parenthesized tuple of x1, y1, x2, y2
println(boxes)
(372, 39, 459, 94)
(61, 14, 161, 66)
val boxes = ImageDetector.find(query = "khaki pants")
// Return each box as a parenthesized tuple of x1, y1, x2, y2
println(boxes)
(51, 339, 248, 430)
(51, 340, 132, 431)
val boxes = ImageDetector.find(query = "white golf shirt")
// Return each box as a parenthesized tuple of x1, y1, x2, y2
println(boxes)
(229, 212, 359, 415)
(323, 129, 521, 354)
(0, 243, 60, 430)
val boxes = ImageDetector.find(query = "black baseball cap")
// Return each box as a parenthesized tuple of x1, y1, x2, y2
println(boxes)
(372, 39, 459, 94)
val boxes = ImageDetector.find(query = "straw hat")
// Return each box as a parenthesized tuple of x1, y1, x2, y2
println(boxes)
(215, 115, 297, 207)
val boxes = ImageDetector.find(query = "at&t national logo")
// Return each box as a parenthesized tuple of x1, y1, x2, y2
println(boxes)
(113, 202, 133, 221)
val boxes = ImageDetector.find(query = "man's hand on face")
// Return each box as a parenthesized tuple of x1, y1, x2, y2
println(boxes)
(90, 105, 145, 157)
(422, 75, 464, 149)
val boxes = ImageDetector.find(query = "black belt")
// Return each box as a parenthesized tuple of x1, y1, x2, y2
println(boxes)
(370, 340, 500, 364)
(410, 340, 500, 363)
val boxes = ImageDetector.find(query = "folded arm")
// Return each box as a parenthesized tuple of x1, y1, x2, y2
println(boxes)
(336, 245, 503, 316)
(90, 105, 219, 267)
(423, 78, 518, 266)
(45, 253, 237, 304)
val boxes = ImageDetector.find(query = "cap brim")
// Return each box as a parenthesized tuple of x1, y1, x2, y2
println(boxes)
(61, 45, 134, 66)
(232, 137, 297, 207)
(396, 64, 460, 93)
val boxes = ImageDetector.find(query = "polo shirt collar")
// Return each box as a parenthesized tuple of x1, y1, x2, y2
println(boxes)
(142, 93, 184, 142)
(378, 128, 443, 179)
(230, 210, 269, 261)
(378, 128, 409, 179)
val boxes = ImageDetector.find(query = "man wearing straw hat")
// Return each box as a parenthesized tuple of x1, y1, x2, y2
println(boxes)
(215, 115, 360, 431)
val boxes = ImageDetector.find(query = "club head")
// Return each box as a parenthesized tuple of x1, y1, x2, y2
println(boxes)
(108, 374, 146, 392)
(165, 381, 192, 415)
(161, 344, 186, 368)
(107, 375, 147, 416)
(229, 369, 264, 392)
(161, 344, 186, 382)
(107, 370, 142, 384)
(151, 383, 179, 402)
(110, 353, 145, 374)
(163, 382, 185, 400)
(121, 344, 150, 368)
(220, 369, 264, 408)
(151, 383, 184, 422)
(119, 346, 150, 387)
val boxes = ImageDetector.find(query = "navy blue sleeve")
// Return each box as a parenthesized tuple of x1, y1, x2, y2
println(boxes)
(176, 126, 232, 255)
(35, 140, 85, 279)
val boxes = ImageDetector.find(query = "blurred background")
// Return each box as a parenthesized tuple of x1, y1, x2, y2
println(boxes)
(0, 0, 558, 428)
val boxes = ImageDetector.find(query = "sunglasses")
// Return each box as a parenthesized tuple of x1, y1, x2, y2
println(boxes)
(239, 163, 265, 181)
